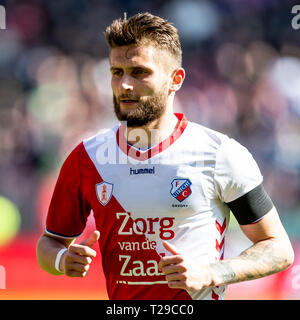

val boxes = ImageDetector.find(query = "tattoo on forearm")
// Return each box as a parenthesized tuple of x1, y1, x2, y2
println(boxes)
(209, 261, 236, 284)
(210, 240, 289, 286)
(238, 241, 286, 280)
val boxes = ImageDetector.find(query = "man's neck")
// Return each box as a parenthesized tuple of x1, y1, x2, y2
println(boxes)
(126, 111, 179, 150)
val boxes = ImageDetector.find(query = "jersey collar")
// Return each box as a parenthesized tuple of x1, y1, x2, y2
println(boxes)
(116, 113, 188, 161)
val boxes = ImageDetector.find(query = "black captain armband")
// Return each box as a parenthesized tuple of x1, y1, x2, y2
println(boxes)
(226, 184, 274, 225)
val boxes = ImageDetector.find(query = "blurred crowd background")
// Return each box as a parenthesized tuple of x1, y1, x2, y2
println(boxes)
(0, 0, 300, 299)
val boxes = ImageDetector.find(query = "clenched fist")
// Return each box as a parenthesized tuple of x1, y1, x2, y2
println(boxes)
(159, 241, 213, 292)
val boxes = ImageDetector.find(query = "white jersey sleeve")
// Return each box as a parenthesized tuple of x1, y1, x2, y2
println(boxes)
(214, 137, 263, 203)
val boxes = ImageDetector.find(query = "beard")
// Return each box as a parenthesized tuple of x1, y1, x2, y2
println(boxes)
(113, 87, 168, 127)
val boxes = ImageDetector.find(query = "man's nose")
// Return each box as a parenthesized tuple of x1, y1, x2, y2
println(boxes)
(122, 83, 133, 91)
(121, 76, 134, 91)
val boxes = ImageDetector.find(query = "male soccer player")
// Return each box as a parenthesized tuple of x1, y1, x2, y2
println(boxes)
(36, 12, 294, 300)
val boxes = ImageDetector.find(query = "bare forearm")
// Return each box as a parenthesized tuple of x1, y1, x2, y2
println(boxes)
(36, 235, 68, 275)
(209, 238, 294, 287)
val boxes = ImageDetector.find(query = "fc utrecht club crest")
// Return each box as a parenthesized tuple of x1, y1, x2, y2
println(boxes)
(170, 179, 192, 202)
(96, 181, 113, 206)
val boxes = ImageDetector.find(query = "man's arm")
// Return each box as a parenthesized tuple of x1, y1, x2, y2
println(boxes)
(159, 207, 294, 291)
(36, 233, 76, 275)
(208, 207, 294, 286)
(36, 231, 100, 277)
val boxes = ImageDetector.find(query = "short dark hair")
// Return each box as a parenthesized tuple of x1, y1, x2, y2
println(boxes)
(105, 12, 182, 67)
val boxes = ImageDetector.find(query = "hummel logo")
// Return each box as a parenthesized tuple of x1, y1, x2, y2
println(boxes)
(130, 167, 155, 175)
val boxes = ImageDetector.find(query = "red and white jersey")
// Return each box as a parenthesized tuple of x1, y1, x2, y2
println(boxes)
(46, 113, 263, 300)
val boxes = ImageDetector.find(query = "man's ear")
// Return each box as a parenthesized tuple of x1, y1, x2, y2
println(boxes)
(169, 68, 185, 93)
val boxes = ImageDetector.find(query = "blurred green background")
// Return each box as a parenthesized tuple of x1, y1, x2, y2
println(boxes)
(0, 0, 300, 299)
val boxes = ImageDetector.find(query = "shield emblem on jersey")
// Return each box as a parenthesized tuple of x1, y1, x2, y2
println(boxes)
(96, 181, 114, 206)
(170, 178, 192, 202)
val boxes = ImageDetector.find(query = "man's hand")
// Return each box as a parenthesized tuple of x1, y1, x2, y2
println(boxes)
(158, 241, 213, 292)
(60, 230, 100, 277)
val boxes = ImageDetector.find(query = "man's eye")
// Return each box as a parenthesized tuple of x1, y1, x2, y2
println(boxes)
(132, 69, 147, 76)
(112, 70, 123, 76)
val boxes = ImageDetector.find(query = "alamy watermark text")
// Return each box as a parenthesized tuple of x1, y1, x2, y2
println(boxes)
(291, 5, 300, 30)
(0, 5, 6, 30)
(0, 266, 6, 289)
